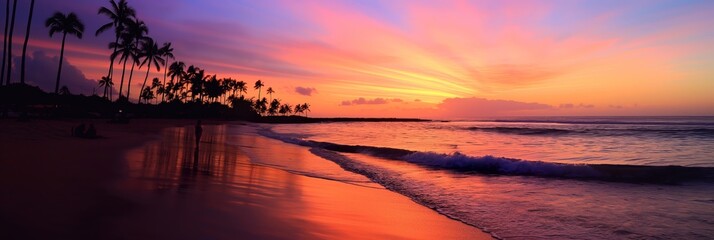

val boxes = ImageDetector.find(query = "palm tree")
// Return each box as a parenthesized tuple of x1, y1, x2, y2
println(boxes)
(59, 85, 70, 95)
(1, 0, 10, 86)
(140, 86, 154, 104)
(254, 97, 268, 116)
(302, 103, 311, 117)
(236, 80, 247, 99)
(138, 37, 164, 103)
(167, 61, 184, 101)
(123, 18, 148, 99)
(254, 80, 264, 99)
(266, 87, 275, 103)
(4, 0, 17, 85)
(158, 42, 174, 102)
(109, 33, 135, 98)
(268, 98, 280, 116)
(294, 104, 304, 116)
(96, 0, 136, 93)
(187, 66, 206, 102)
(279, 103, 292, 116)
(97, 75, 113, 99)
(45, 12, 84, 94)
(19, 0, 35, 84)
(204, 75, 224, 103)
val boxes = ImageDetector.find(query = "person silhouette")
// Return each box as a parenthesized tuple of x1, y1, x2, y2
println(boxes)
(195, 120, 203, 146)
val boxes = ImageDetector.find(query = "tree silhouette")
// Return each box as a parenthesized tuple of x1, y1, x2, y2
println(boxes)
(20, 0, 36, 84)
(158, 42, 174, 102)
(254, 97, 268, 115)
(45, 12, 84, 94)
(96, 0, 135, 96)
(97, 75, 113, 99)
(150, 77, 161, 103)
(187, 65, 206, 102)
(4, 0, 17, 85)
(302, 103, 311, 117)
(268, 98, 280, 116)
(266, 87, 275, 103)
(109, 33, 136, 98)
(236, 80, 247, 99)
(204, 75, 224, 103)
(140, 86, 154, 104)
(167, 61, 185, 101)
(1, 0, 10, 85)
(59, 85, 70, 95)
(279, 103, 292, 116)
(123, 18, 148, 99)
(254, 80, 264, 99)
(138, 37, 164, 103)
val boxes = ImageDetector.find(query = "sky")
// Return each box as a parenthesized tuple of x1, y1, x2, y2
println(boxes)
(4, 0, 714, 118)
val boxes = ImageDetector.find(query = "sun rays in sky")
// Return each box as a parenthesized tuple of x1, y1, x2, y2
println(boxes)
(14, 0, 714, 117)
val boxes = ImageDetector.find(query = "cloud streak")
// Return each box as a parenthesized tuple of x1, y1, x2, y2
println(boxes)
(340, 97, 403, 106)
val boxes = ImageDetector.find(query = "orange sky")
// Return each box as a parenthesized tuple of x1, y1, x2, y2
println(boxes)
(8, 0, 714, 118)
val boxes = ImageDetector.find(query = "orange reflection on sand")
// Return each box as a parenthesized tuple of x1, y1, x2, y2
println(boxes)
(120, 124, 491, 239)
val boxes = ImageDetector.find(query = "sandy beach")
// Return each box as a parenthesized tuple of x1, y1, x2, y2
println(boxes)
(0, 119, 491, 240)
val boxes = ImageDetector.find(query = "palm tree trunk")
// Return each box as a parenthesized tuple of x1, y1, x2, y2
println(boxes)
(1, 0, 10, 86)
(54, 33, 67, 94)
(20, 0, 34, 84)
(162, 60, 169, 103)
(127, 61, 136, 99)
(106, 35, 119, 99)
(119, 58, 128, 97)
(139, 66, 150, 104)
(5, 0, 17, 85)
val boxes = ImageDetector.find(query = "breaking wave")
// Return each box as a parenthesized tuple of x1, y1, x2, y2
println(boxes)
(259, 129, 714, 183)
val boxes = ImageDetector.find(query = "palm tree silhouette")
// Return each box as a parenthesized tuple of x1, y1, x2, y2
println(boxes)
(97, 75, 113, 99)
(4, 0, 17, 85)
(254, 97, 268, 116)
(254, 80, 264, 99)
(109, 33, 135, 98)
(268, 98, 280, 116)
(20, 0, 36, 84)
(236, 80, 247, 99)
(302, 103, 311, 117)
(204, 75, 224, 103)
(266, 87, 275, 103)
(138, 37, 164, 103)
(158, 42, 174, 102)
(1, 0, 10, 85)
(167, 61, 185, 101)
(187, 65, 206, 102)
(45, 12, 84, 94)
(59, 85, 70, 95)
(96, 0, 135, 96)
(167, 62, 186, 101)
(123, 18, 148, 99)
(279, 103, 292, 116)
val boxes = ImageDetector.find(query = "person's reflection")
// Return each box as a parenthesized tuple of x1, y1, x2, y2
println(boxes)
(195, 120, 203, 147)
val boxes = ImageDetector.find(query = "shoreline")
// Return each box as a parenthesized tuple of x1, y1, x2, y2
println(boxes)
(0, 119, 492, 239)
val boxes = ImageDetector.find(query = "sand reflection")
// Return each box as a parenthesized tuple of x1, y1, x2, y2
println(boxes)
(118, 124, 490, 239)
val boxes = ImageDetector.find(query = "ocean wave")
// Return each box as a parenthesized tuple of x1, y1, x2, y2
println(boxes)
(466, 126, 573, 135)
(482, 117, 714, 126)
(259, 129, 714, 183)
(463, 126, 714, 137)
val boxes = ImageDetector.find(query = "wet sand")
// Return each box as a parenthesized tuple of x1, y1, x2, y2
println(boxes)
(0, 119, 491, 240)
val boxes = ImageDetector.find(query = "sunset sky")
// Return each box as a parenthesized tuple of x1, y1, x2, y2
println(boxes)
(6, 0, 714, 118)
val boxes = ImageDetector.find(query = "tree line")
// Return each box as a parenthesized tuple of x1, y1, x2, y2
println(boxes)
(0, 0, 310, 117)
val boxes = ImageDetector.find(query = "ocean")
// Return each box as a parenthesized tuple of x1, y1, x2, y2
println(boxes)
(256, 116, 714, 239)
